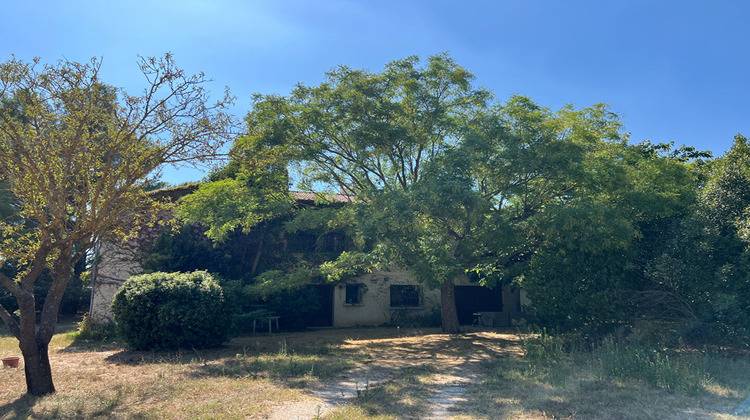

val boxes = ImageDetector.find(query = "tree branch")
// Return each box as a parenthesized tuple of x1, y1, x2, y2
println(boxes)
(0, 303, 20, 339)
(0, 270, 21, 296)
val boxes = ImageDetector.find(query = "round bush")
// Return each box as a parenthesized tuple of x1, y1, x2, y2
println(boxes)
(112, 271, 229, 350)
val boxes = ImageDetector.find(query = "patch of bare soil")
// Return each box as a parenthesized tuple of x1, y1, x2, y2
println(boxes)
(268, 328, 524, 419)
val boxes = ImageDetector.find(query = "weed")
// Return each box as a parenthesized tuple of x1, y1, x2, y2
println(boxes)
(593, 337, 710, 393)
(313, 404, 323, 420)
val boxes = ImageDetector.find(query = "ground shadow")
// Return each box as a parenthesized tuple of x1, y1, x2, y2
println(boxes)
(101, 326, 460, 367)
(0, 395, 40, 420)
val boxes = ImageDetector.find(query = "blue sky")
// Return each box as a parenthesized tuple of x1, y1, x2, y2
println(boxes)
(2, 1, 748, 185)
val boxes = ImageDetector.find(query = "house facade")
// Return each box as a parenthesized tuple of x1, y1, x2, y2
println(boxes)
(330, 269, 527, 327)
(90, 189, 528, 328)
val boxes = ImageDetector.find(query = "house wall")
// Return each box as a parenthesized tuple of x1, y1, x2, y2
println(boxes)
(90, 242, 144, 323)
(331, 269, 524, 328)
(332, 269, 441, 327)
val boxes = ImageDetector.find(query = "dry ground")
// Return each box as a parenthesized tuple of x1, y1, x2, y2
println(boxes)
(1, 324, 749, 419)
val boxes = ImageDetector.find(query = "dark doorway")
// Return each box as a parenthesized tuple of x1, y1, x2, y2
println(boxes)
(306, 284, 334, 327)
(455, 286, 503, 325)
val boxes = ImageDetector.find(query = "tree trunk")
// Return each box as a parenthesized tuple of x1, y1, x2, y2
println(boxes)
(440, 282, 461, 334)
(22, 340, 56, 395)
(19, 259, 73, 396)
(250, 235, 264, 276)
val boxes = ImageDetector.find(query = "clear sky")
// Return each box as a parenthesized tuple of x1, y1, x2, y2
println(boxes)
(2, 0, 748, 185)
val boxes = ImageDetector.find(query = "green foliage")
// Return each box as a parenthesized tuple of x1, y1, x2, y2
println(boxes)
(112, 271, 229, 351)
(593, 338, 709, 393)
(319, 251, 379, 283)
(704, 134, 750, 234)
(179, 176, 294, 242)
(522, 140, 706, 335)
(139, 212, 350, 331)
(76, 313, 117, 342)
(243, 266, 315, 300)
(633, 135, 750, 346)
(245, 53, 491, 197)
(141, 225, 229, 275)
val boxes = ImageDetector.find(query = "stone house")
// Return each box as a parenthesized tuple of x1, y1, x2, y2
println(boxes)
(90, 188, 527, 328)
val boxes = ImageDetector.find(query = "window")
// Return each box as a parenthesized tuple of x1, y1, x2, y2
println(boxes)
(390, 285, 421, 307)
(345, 284, 364, 305)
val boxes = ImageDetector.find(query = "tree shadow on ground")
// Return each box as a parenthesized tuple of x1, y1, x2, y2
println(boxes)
(0, 395, 39, 420)
(99, 326, 469, 366)
(169, 328, 522, 379)
(0, 389, 128, 420)
(178, 328, 525, 418)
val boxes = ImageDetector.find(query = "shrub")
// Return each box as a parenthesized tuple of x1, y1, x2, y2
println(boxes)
(112, 271, 229, 350)
(77, 313, 118, 341)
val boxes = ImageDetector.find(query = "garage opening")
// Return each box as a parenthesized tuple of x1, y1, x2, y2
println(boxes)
(454, 285, 503, 325)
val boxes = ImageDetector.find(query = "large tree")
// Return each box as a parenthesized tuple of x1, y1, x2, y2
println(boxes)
(183, 54, 491, 332)
(0, 55, 234, 395)
(210, 55, 626, 333)
(319, 96, 626, 332)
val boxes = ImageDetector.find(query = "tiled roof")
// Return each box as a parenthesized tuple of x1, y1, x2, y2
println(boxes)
(151, 185, 354, 204)
(291, 191, 355, 203)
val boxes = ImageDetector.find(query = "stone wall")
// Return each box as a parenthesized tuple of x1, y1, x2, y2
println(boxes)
(90, 241, 144, 323)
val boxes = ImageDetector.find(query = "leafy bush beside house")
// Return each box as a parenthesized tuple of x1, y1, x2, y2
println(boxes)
(112, 271, 229, 350)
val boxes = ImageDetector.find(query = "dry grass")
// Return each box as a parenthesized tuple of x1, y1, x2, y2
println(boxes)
(1, 324, 372, 419)
(1, 323, 749, 419)
(454, 337, 750, 420)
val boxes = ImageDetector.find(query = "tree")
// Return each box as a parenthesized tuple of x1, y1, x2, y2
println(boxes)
(185, 54, 490, 332)
(0, 55, 234, 395)
(703, 134, 750, 232)
(636, 134, 750, 345)
(524, 140, 708, 334)
(321, 96, 627, 332)
(223, 55, 626, 333)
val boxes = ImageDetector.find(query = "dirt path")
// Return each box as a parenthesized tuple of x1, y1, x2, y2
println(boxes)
(267, 330, 524, 419)
(423, 361, 484, 419)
